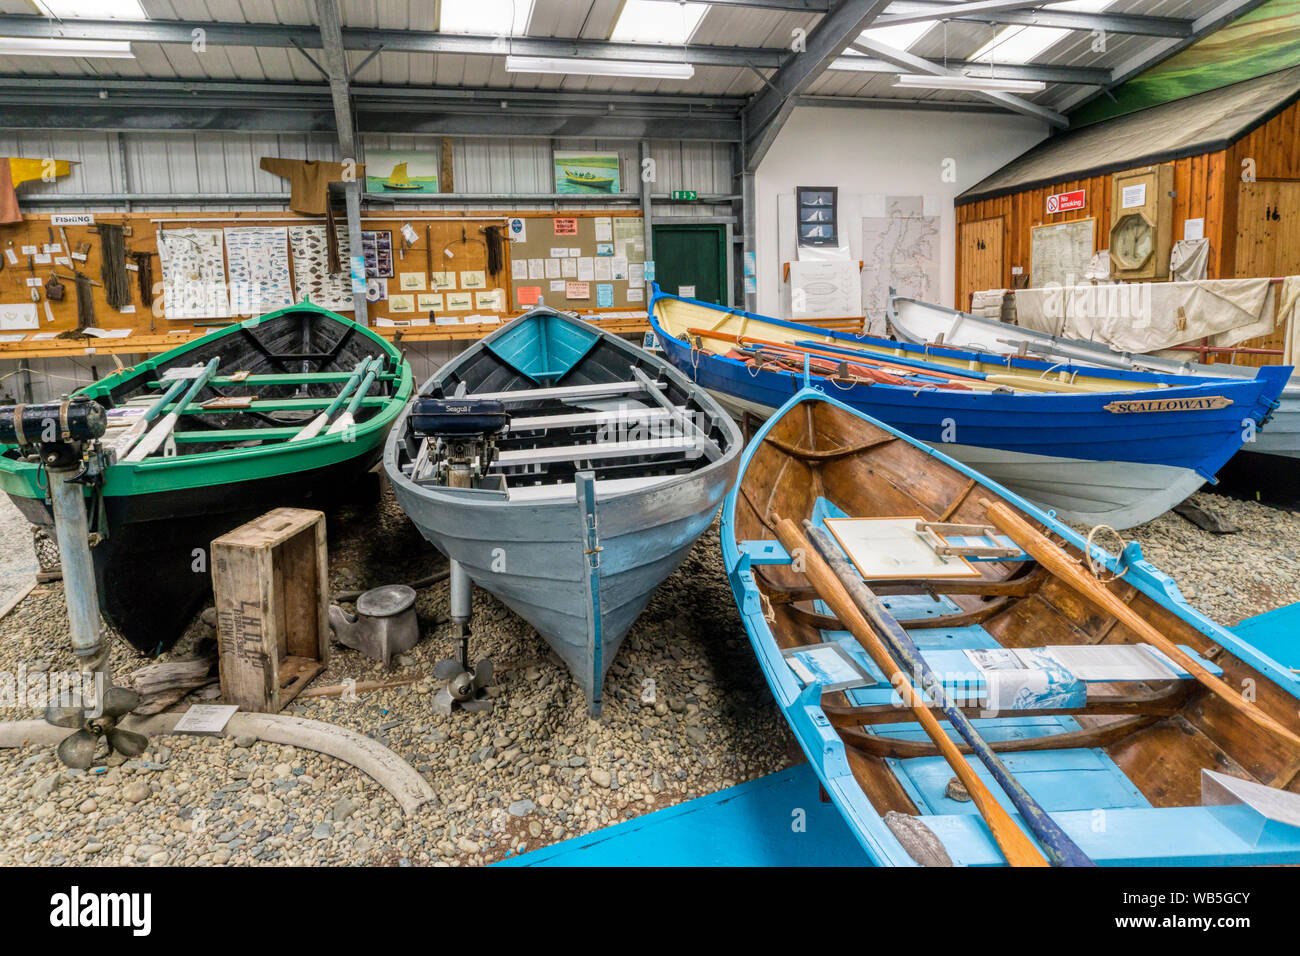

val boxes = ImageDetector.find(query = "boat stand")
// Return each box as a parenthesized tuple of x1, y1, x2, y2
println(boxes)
(432, 559, 494, 715)
(0, 398, 147, 767)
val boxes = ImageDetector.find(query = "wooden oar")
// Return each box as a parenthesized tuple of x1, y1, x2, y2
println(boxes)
(982, 498, 1300, 754)
(326, 358, 381, 436)
(688, 327, 992, 387)
(799, 518, 1095, 867)
(108, 373, 195, 459)
(770, 514, 1051, 867)
(123, 357, 220, 463)
(289, 359, 368, 442)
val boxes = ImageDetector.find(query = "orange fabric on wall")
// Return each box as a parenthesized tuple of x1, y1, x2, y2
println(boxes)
(0, 161, 20, 224)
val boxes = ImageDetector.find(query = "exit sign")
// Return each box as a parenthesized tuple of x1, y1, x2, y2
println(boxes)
(671, 190, 698, 201)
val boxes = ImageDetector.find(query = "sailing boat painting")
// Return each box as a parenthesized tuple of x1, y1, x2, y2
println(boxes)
(554, 150, 621, 194)
(364, 150, 439, 194)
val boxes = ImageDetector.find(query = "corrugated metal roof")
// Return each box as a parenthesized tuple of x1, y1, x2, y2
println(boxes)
(957, 64, 1300, 203)
(0, 0, 1245, 111)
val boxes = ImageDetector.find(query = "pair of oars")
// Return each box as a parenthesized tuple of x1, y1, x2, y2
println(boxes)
(290, 357, 383, 442)
(122, 358, 221, 463)
(773, 513, 1093, 867)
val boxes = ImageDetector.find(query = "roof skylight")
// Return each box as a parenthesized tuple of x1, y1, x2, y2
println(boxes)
(610, 1, 709, 45)
(968, 0, 1116, 65)
(439, 0, 535, 36)
(33, 0, 147, 17)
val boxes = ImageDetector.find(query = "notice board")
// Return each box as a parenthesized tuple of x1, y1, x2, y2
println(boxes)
(507, 211, 647, 312)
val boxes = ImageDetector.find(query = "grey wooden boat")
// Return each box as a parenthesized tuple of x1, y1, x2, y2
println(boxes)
(383, 305, 742, 715)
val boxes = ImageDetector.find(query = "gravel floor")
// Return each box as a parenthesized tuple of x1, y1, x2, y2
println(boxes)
(0, 484, 1294, 867)
(0, 493, 37, 614)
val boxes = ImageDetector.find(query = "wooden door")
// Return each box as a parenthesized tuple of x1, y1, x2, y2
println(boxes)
(957, 217, 1003, 310)
(1232, 182, 1300, 366)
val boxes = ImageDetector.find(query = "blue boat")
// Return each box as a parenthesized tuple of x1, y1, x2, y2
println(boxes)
(650, 287, 1291, 529)
(722, 386, 1300, 866)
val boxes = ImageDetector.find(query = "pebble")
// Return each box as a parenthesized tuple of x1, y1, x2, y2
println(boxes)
(123, 782, 150, 803)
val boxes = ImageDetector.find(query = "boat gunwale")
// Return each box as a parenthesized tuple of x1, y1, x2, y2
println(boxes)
(0, 303, 414, 495)
(384, 305, 743, 510)
(887, 293, 1300, 395)
(649, 284, 1294, 391)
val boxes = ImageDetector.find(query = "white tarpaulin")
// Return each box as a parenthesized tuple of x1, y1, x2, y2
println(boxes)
(1014, 278, 1281, 353)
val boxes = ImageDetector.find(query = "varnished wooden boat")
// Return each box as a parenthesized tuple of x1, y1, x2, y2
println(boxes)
(723, 386, 1300, 866)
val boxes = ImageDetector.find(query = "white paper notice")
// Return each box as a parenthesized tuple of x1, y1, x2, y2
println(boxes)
(545, 258, 561, 279)
(577, 257, 595, 281)
(1183, 218, 1205, 241)
(594, 218, 613, 242)
(511, 259, 528, 280)
(627, 287, 644, 303)
(594, 258, 612, 281)
(1121, 183, 1146, 208)
(611, 256, 629, 281)
(562, 258, 577, 278)
(549, 247, 569, 258)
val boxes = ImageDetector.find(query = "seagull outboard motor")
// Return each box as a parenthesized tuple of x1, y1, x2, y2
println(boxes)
(1, 397, 144, 766)
(410, 391, 510, 715)
(410, 395, 510, 489)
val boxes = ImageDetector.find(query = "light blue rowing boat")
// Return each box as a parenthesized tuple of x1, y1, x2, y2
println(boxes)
(385, 306, 741, 715)
(722, 386, 1300, 866)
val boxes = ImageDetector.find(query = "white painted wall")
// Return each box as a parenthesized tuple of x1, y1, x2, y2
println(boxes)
(754, 106, 1048, 319)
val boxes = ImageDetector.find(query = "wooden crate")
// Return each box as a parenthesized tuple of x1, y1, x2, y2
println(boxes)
(212, 507, 329, 713)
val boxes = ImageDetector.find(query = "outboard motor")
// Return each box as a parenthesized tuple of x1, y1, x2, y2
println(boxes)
(410, 392, 510, 715)
(410, 395, 511, 489)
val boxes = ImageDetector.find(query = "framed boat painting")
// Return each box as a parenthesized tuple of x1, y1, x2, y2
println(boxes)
(554, 150, 621, 195)
(365, 150, 439, 194)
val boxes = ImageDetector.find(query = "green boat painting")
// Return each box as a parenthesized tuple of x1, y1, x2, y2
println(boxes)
(554, 151, 621, 194)
(0, 302, 413, 656)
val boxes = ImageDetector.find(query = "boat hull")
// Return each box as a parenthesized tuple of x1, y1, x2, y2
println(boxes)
(889, 294, 1300, 460)
(650, 289, 1290, 529)
(383, 307, 741, 713)
(0, 304, 413, 655)
(722, 387, 1300, 866)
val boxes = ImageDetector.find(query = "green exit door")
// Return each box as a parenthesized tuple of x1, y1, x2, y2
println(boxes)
(651, 223, 729, 305)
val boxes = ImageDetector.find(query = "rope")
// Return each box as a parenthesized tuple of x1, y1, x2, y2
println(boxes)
(1084, 524, 1128, 583)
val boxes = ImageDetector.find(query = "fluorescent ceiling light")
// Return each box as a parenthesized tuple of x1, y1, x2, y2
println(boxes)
(611, 0, 708, 45)
(894, 73, 1045, 93)
(439, 0, 535, 36)
(0, 36, 133, 57)
(505, 55, 694, 80)
(32, 0, 147, 16)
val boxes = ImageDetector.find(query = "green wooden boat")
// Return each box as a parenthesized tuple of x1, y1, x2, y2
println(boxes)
(0, 302, 413, 656)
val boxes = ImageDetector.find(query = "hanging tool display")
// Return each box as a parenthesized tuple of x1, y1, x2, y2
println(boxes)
(96, 222, 131, 308)
(26, 255, 39, 301)
(129, 250, 153, 307)
(484, 224, 505, 281)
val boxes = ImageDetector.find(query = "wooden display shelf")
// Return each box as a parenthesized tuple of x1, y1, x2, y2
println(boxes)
(0, 312, 652, 360)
